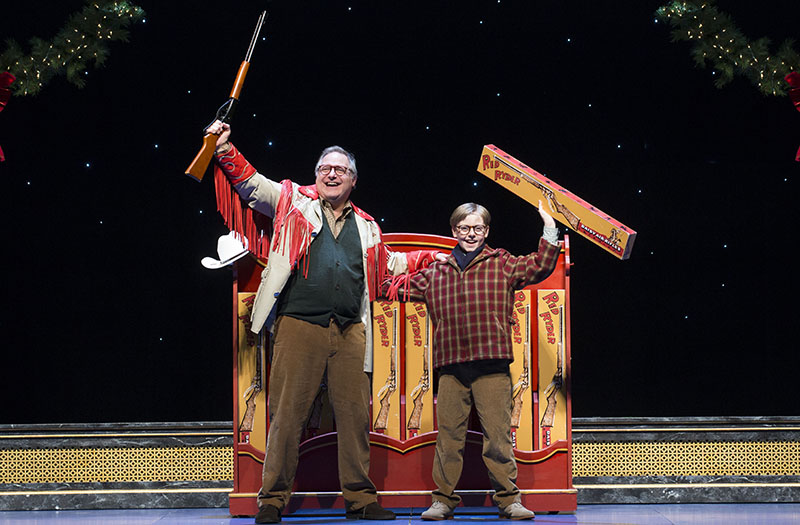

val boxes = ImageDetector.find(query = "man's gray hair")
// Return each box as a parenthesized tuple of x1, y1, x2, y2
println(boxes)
(449, 202, 491, 229)
(315, 145, 358, 179)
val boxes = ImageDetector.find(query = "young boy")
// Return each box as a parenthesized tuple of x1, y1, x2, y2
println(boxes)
(387, 202, 559, 520)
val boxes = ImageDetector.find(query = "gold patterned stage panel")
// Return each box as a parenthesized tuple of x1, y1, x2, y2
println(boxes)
(2, 421, 797, 508)
(573, 441, 800, 477)
(2, 440, 797, 484)
(0, 447, 232, 483)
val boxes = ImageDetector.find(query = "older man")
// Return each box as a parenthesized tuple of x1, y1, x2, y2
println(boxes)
(207, 121, 440, 523)
(386, 202, 559, 521)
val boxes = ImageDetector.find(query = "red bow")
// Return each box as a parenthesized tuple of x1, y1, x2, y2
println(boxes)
(787, 72, 800, 161)
(0, 71, 14, 110)
(0, 71, 15, 161)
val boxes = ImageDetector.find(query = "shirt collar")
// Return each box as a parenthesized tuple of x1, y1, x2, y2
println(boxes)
(320, 199, 353, 217)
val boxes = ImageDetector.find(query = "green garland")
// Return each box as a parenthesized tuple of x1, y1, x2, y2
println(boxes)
(0, 1, 145, 96)
(655, 1, 798, 96)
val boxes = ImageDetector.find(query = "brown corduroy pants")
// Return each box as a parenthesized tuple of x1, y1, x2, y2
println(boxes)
(431, 372, 521, 509)
(257, 315, 377, 512)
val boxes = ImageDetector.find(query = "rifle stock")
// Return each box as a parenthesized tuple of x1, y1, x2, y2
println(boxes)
(542, 188, 581, 230)
(374, 347, 395, 431)
(539, 367, 563, 428)
(374, 395, 392, 430)
(407, 397, 424, 432)
(540, 384, 559, 428)
(186, 133, 218, 182)
(240, 391, 258, 432)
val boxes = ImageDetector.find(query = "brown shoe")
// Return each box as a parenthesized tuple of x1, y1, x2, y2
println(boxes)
(255, 504, 281, 523)
(346, 502, 396, 520)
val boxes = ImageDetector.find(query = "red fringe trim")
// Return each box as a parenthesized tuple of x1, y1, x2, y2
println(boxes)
(377, 246, 388, 301)
(366, 243, 387, 302)
(270, 181, 315, 277)
(385, 272, 413, 302)
(213, 165, 270, 260)
(381, 250, 443, 301)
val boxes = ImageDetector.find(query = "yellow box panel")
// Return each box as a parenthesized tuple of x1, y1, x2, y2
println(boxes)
(537, 289, 567, 446)
(405, 302, 434, 437)
(237, 293, 266, 450)
(372, 300, 401, 439)
(509, 290, 534, 451)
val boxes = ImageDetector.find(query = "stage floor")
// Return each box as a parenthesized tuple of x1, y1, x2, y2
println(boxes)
(0, 504, 799, 524)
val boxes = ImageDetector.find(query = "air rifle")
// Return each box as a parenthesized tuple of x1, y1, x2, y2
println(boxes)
(239, 330, 263, 434)
(540, 305, 564, 430)
(510, 305, 530, 430)
(185, 11, 268, 181)
(374, 312, 398, 432)
(407, 312, 431, 435)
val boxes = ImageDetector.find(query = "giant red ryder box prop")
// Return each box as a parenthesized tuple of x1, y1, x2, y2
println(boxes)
(478, 144, 636, 259)
(227, 233, 576, 514)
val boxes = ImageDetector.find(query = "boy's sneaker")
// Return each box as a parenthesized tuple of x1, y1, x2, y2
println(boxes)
(421, 501, 454, 520)
(499, 502, 535, 520)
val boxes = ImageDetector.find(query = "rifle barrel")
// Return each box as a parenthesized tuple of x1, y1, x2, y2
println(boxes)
(245, 11, 268, 62)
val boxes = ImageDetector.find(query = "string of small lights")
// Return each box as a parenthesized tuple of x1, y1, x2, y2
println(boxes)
(655, 1, 798, 96)
(0, 1, 145, 96)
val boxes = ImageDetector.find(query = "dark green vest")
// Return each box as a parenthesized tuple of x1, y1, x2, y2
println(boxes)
(276, 210, 364, 328)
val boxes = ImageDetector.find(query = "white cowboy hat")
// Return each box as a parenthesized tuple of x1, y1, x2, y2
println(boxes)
(201, 231, 249, 269)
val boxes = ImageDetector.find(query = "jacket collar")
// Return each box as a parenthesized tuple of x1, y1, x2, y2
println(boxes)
(449, 244, 497, 271)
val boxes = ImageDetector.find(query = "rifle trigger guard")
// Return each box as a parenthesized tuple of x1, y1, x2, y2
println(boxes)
(201, 98, 238, 134)
(215, 98, 238, 123)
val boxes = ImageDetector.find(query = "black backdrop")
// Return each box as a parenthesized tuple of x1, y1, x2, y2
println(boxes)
(2, 1, 798, 423)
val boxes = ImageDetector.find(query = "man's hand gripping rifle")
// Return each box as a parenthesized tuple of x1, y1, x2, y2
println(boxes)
(185, 11, 267, 181)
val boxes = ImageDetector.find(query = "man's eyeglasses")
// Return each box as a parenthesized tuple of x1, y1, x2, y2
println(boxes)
(317, 164, 350, 176)
(455, 225, 487, 235)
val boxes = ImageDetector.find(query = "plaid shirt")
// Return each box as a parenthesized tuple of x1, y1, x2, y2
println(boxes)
(404, 238, 560, 368)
